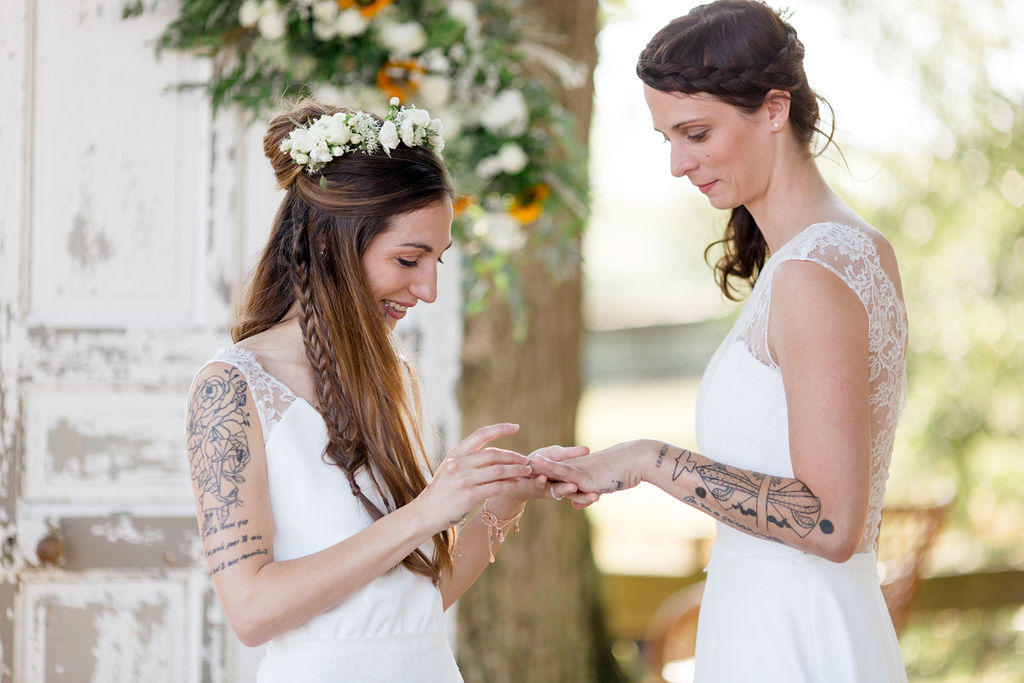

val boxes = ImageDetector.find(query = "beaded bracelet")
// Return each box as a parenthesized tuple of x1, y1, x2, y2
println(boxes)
(480, 500, 525, 563)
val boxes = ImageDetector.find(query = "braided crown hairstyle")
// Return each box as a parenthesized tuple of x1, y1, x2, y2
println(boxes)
(232, 100, 456, 583)
(637, 0, 837, 299)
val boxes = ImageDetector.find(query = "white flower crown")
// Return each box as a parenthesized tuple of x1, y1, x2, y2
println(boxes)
(280, 98, 445, 176)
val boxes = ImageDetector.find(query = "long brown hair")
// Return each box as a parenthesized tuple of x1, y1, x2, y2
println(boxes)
(233, 100, 456, 583)
(637, 0, 837, 299)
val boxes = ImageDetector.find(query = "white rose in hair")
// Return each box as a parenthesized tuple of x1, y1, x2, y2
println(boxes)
(336, 9, 370, 37)
(479, 89, 529, 136)
(310, 138, 333, 164)
(257, 10, 287, 40)
(399, 118, 417, 147)
(239, 0, 261, 27)
(323, 115, 352, 145)
(406, 108, 431, 126)
(497, 143, 529, 174)
(378, 21, 428, 56)
(379, 120, 400, 151)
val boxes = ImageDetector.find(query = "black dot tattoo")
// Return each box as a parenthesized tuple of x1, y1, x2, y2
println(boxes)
(695, 487, 707, 498)
(819, 520, 835, 535)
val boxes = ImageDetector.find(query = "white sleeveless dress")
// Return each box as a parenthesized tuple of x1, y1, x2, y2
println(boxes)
(196, 346, 463, 683)
(693, 222, 909, 682)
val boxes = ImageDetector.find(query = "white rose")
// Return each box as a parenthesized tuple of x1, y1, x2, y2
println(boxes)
(497, 143, 528, 174)
(239, 0, 261, 27)
(477, 212, 526, 253)
(310, 138, 332, 163)
(323, 114, 351, 144)
(379, 120, 400, 151)
(294, 152, 310, 165)
(257, 11, 287, 40)
(311, 0, 338, 23)
(398, 118, 414, 146)
(378, 21, 428, 56)
(479, 89, 529, 136)
(418, 75, 451, 107)
(406, 108, 431, 126)
(336, 9, 369, 37)
(286, 128, 312, 153)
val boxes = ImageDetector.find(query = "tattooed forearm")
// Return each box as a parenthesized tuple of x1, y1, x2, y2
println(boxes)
(598, 480, 624, 493)
(694, 463, 827, 537)
(188, 368, 253, 538)
(658, 443, 835, 541)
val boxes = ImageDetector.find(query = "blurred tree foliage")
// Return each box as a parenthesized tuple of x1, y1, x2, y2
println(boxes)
(835, 0, 1023, 571)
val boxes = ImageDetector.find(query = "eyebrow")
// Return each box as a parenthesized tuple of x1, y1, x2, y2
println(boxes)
(399, 240, 454, 253)
(670, 118, 707, 132)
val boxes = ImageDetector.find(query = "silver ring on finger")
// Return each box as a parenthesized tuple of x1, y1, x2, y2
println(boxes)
(552, 490, 563, 501)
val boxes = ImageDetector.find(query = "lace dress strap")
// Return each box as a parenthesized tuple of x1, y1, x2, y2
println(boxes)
(194, 346, 300, 446)
(753, 222, 908, 552)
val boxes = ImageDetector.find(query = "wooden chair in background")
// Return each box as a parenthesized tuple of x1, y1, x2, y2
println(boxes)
(643, 495, 954, 683)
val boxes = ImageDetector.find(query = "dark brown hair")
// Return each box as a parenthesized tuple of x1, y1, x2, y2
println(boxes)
(637, 0, 836, 299)
(232, 100, 456, 583)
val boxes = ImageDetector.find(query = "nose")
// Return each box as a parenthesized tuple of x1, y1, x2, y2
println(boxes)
(409, 263, 438, 304)
(670, 142, 698, 178)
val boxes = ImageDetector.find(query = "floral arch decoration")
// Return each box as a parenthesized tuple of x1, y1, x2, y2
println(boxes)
(125, 0, 589, 321)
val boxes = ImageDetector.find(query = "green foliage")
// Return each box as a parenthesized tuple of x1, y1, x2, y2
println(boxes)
(836, 0, 1024, 570)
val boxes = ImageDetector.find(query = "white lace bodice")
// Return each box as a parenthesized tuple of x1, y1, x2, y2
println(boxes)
(695, 222, 908, 553)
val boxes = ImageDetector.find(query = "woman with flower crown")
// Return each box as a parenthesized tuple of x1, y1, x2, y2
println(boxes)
(531, 1, 909, 681)
(185, 98, 588, 682)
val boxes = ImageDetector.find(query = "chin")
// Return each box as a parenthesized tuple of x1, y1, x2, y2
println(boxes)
(708, 194, 741, 211)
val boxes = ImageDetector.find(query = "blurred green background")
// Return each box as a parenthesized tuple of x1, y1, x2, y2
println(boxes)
(580, 0, 1024, 681)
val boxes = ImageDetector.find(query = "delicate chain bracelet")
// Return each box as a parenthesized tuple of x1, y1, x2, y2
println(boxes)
(480, 500, 525, 563)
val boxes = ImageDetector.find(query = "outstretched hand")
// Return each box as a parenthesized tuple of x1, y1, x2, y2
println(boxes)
(529, 440, 645, 509)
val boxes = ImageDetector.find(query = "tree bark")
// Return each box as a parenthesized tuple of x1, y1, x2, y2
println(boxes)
(456, 1, 625, 681)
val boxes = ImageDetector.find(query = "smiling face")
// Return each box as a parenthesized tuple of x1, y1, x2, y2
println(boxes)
(644, 85, 781, 210)
(361, 198, 454, 330)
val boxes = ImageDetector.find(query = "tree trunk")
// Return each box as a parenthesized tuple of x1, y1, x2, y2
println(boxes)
(456, 1, 624, 681)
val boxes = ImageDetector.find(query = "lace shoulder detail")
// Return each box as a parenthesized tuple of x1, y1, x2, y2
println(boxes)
(735, 222, 909, 552)
(193, 346, 299, 446)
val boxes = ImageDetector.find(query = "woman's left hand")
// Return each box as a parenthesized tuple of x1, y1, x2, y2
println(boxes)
(485, 445, 597, 516)
(529, 440, 645, 501)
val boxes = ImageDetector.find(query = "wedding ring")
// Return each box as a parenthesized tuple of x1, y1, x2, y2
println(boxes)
(552, 490, 563, 501)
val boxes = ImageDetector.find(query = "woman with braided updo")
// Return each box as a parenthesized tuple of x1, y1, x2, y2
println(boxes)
(185, 100, 586, 681)
(531, 1, 908, 680)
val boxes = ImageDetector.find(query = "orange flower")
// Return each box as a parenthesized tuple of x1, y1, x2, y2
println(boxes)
(376, 59, 426, 101)
(508, 184, 551, 224)
(337, 0, 393, 19)
(453, 196, 475, 217)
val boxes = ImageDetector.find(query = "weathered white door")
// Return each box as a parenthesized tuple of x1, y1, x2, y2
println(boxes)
(0, 1, 462, 680)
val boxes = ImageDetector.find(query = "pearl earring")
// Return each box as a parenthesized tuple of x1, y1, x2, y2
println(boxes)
(772, 123, 779, 128)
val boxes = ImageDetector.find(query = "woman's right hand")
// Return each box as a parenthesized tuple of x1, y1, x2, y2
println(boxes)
(415, 423, 533, 534)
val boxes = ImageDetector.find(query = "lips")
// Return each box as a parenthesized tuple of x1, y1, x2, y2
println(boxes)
(696, 180, 718, 194)
(382, 299, 412, 320)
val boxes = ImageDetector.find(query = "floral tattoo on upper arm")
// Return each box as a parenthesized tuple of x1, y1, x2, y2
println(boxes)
(188, 368, 253, 539)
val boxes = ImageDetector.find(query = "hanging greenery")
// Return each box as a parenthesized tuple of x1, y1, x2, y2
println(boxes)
(124, 0, 588, 321)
